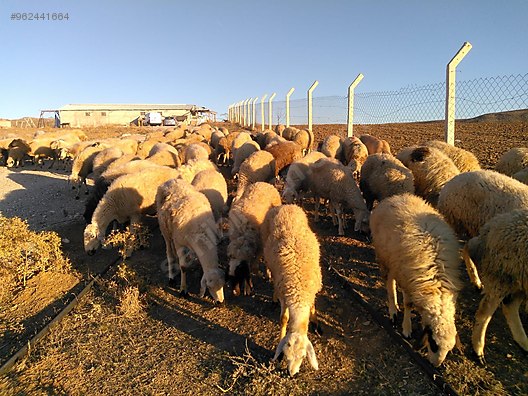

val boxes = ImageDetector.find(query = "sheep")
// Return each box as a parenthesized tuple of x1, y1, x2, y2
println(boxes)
(6, 139, 31, 168)
(227, 182, 281, 296)
(424, 140, 480, 172)
(156, 178, 225, 303)
(359, 153, 415, 211)
(191, 123, 214, 142)
(70, 143, 112, 198)
(84, 166, 182, 254)
(136, 137, 163, 158)
(214, 136, 230, 166)
(319, 135, 343, 160)
(265, 140, 303, 177)
(261, 204, 322, 376)
(495, 147, 528, 177)
(210, 130, 226, 157)
(308, 159, 370, 235)
(230, 131, 254, 158)
(218, 126, 229, 136)
(341, 136, 369, 176)
(282, 127, 300, 141)
(275, 124, 286, 136)
(292, 129, 315, 154)
(162, 127, 186, 143)
(359, 134, 391, 155)
(181, 142, 210, 164)
(403, 146, 460, 207)
(462, 209, 528, 364)
(512, 168, 528, 184)
(370, 193, 464, 367)
(235, 150, 276, 201)
(191, 169, 228, 222)
(91, 147, 125, 179)
(231, 140, 260, 177)
(437, 169, 528, 238)
(282, 151, 327, 204)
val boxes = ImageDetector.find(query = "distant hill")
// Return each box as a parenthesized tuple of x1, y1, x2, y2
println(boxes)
(461, 108, 528, 123)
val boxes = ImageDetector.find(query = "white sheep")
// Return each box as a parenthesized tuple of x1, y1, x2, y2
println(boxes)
(512, 168, 528, 184)
(341, 136, 369, 176)
(235, 150, 276, 201)
(231, 140, 260, 177)
(359, 134, 392, 155)
(292, 129, 315, 154)
(230, 131, 254, 158)
(281, 127, 300, 141)
(424, 140, 480, 172)
(370, 193, 463, 367)
(84, 166, 181, 254)
(282, 151, 327, 204)
(181, 142, 210, 164)
(495, 147, 528, 176)
(437, 169, 528, 238)
(191, 168, 228, 222)
(227, 182, 281, 296)
(156, 178, 225, 303)
(319, 135, 343, 160)
(402, 146, 460, 207)
(91, 147, 125, 179)
(261, 204, 322, 376)
(359, 153, 414, 210)
(463, 209, 528, 364)
(70, 143, 112, 198)
(308, 159, 370, 235)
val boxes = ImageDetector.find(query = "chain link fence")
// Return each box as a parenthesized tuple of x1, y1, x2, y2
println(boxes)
(265, 73, 528, 126)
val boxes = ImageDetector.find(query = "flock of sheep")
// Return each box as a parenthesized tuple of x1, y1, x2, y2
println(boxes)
(1, 124, 527, 376)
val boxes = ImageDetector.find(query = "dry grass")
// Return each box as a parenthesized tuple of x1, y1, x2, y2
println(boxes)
(103, 224, 151, 260)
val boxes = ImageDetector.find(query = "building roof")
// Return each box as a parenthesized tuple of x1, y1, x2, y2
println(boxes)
(59, 104, 198, 111)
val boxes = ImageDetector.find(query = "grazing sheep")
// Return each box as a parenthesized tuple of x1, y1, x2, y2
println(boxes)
(191, 169, 228, 222)
(512, 168, 528, 184)
(359, 134, 391, 155)
(261, 204, 322, 376)
(218, 126, 229, 136)
(231, 131, 254, 157)
(359, 153, 415, 211)
(309, 159, 370, 235)
(282, 127, 300, 141)
(70, 143, 112, 198)
(495, 147, 528, 177)
(156, 178, 225, 303)
(84, 166, 181, 254)
(136, 137, 163, 158)
(403, 146, 460, 207)
(341, 136, 369, 175)
(463, 209, 528, 364)
(319, 135, 343, 160)
(91, 147, 125, 179)
(292, 129, 315, 154)
(214, 136, 230, 166)
(424, 140, 480, 172)
(235, 150, 276, 201)
(227, 182, 281, 296)
(275, 124, 286, 136)
(265, 141, 303, 177)
(231, 140, 260, 177)
(162, 127, 186, 143)
(182, 142, 210, 164)
(370, 193, 463, 367)
(282, 151, 327, 204)
(6, 139, 31, 167)
(437, 170, 528, 238)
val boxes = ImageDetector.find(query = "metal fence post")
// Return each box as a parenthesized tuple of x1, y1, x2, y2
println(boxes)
(246, 98, 251, 127)
(445, 42, 472, 145)
(252, 97, 258, 130)
(307, 80, 319, 131)
(347, 73, 364, 137)
(260, 94, 268, 131)
(268, 93, 277, 130)
(286, 87, 295, 127)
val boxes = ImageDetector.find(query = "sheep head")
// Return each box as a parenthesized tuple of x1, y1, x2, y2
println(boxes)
(83, 223, 102, 255)
(354, 210, 370, 234)
(274, 332, 318, 377)
(200, 268, 225, 303)
(421, 304, 458, 367)
(281, 186, 298, 204)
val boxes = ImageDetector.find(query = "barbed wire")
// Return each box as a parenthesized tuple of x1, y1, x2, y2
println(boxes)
(260, 73, 528, 125)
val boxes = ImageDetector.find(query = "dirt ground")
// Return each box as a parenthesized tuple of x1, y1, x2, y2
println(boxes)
(0, 120, 527, 395)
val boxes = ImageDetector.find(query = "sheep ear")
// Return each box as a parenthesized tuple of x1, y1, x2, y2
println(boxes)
(273, 337, 287, 361)
(306, 339, 319, 370)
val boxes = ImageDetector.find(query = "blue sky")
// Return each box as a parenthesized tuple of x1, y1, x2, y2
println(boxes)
(1, 0, 527, 119)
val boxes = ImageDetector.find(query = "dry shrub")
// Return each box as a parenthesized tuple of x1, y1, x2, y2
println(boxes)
(117, 286, 145, 318)
(0, 214, 71, 304)
(103, 224, 150, 259)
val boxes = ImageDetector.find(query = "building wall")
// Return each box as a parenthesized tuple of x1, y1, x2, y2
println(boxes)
(59, 109, 191, 127)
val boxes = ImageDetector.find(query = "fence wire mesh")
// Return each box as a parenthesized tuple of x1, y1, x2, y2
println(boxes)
(259, 73, 528, 126)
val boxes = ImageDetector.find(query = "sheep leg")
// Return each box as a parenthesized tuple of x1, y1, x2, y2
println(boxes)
(334, 203, 345, 236)
(386, 275, 399, 324)
(314, 197, 321, 222)
(177, 247, 190, 297)
(402, 290, 413, 338)
(329, 202, 338, 226)
(501, 292, 528, 352)
(165, 239, 178, 282)
(472, 293, 502, 363)
(279, 303, 290, 341)
(308, 304, 323, 336)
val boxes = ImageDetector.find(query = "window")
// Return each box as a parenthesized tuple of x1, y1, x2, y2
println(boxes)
(101, 112, 107, 116)
(85, 112, 91, 116)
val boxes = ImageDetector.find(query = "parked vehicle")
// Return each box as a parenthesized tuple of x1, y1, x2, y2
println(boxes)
(163, 116, 176, 126)
(144, 112, 162, 126)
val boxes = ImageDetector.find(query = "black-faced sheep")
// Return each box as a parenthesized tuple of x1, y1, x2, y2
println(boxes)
(191, 169, 228, 222)
(359, 153, 415, 211)
(495, 147, 528, 177)
(84, 166, 181, 254)
(370, 193, 463, 367)
(403, 146, 460, 207)
(437, 169, 528, 238)
(359, 134, 391, 155)
(156, 178, 225, 303)
(282, 151, 327, 204)
(308, 159, 370, 235)
(424, 140, 480, 172)
(227, 182, 281, 296)
(463, 209, 528, 364)
(261, 204, 322, 376)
